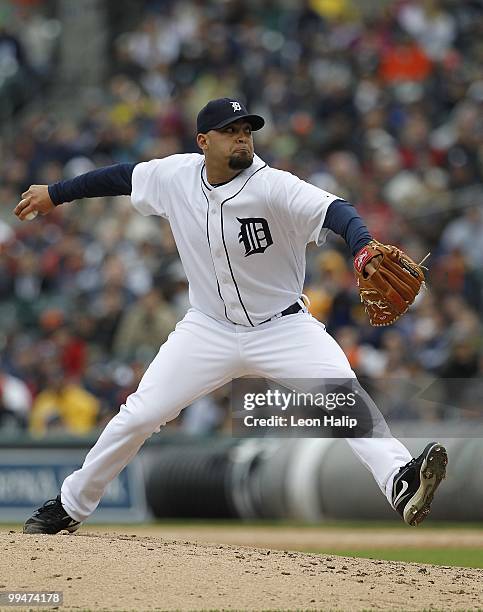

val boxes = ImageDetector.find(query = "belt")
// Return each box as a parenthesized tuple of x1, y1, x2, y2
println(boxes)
(261, 296, 309, 325)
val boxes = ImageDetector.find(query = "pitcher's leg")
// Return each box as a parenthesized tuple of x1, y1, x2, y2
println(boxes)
(345, 438, 411, 502)
(61, 311, 239, 521)
(244, 313, 412, 503)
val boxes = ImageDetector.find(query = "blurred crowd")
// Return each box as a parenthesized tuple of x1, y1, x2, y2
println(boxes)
(0, 0, 59, 122)
(0, 0, 482, 437)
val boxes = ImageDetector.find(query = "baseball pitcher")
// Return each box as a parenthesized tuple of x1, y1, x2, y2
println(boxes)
(15, 98, 447, 533)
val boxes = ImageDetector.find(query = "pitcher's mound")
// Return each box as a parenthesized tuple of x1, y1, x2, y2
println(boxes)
(2, 531, 482, 610)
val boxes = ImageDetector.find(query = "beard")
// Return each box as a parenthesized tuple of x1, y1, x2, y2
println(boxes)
(228, 150, 254, 170)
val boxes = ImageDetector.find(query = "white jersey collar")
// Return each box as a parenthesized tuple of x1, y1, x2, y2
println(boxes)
(201, 154, 267, 196)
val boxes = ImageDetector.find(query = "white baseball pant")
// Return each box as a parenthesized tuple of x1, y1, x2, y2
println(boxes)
(61, 309, 411, 521)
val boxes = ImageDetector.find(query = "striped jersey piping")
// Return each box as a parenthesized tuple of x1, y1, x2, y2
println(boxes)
(201, 179, 236, 324)
(200, 161, 268, 327)
(219, 163, 268, 326)
(201, 167, 212, 192)
(201, 163, 244, 191)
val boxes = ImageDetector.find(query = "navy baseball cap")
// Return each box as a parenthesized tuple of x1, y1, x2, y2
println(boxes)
(197, 98, 265, 134)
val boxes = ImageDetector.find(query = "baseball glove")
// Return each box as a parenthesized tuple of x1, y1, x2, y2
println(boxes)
(354, 240, 426, 327)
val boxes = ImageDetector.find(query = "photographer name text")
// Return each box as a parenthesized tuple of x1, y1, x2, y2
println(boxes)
(243, 414, 357, 429)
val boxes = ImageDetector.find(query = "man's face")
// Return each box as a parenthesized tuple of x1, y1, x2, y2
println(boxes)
(198, 119, 254, 170)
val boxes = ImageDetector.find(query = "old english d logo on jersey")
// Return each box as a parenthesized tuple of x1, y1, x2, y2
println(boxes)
(237, 217, 273, 256)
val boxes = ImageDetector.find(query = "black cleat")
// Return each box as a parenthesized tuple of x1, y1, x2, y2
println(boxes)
(392, 442, 448, 527)
(23, 495, 81, 534)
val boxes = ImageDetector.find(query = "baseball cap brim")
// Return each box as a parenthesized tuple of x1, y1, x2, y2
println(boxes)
(203, 113, 265, 133)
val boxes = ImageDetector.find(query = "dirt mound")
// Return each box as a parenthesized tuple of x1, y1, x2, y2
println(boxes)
(1, 530, 481, 611)
(88, 523, 483, 551)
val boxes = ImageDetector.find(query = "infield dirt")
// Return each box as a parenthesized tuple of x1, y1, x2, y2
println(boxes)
(1, 529, 482, 611)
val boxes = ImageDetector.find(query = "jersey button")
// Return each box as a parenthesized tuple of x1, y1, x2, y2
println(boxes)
(211, 209, 217, 215)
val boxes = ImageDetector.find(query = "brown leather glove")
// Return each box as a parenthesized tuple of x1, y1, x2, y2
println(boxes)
(354, 240, 425, 327)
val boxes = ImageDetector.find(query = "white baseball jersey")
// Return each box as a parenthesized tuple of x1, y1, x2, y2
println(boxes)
(131, 153, 340, 326)
(62, 156, 414, 525)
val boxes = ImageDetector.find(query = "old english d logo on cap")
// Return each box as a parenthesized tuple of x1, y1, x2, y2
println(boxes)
(197, 98, 265, 133)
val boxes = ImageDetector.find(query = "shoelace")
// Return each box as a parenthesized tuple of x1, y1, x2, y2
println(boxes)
(396, 457, 417, 478)
(34, 498, 65, 518)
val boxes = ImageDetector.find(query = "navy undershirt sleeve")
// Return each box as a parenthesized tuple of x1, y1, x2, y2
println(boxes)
(48, 162, 137, 205)
(322, 199, 372, 256)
